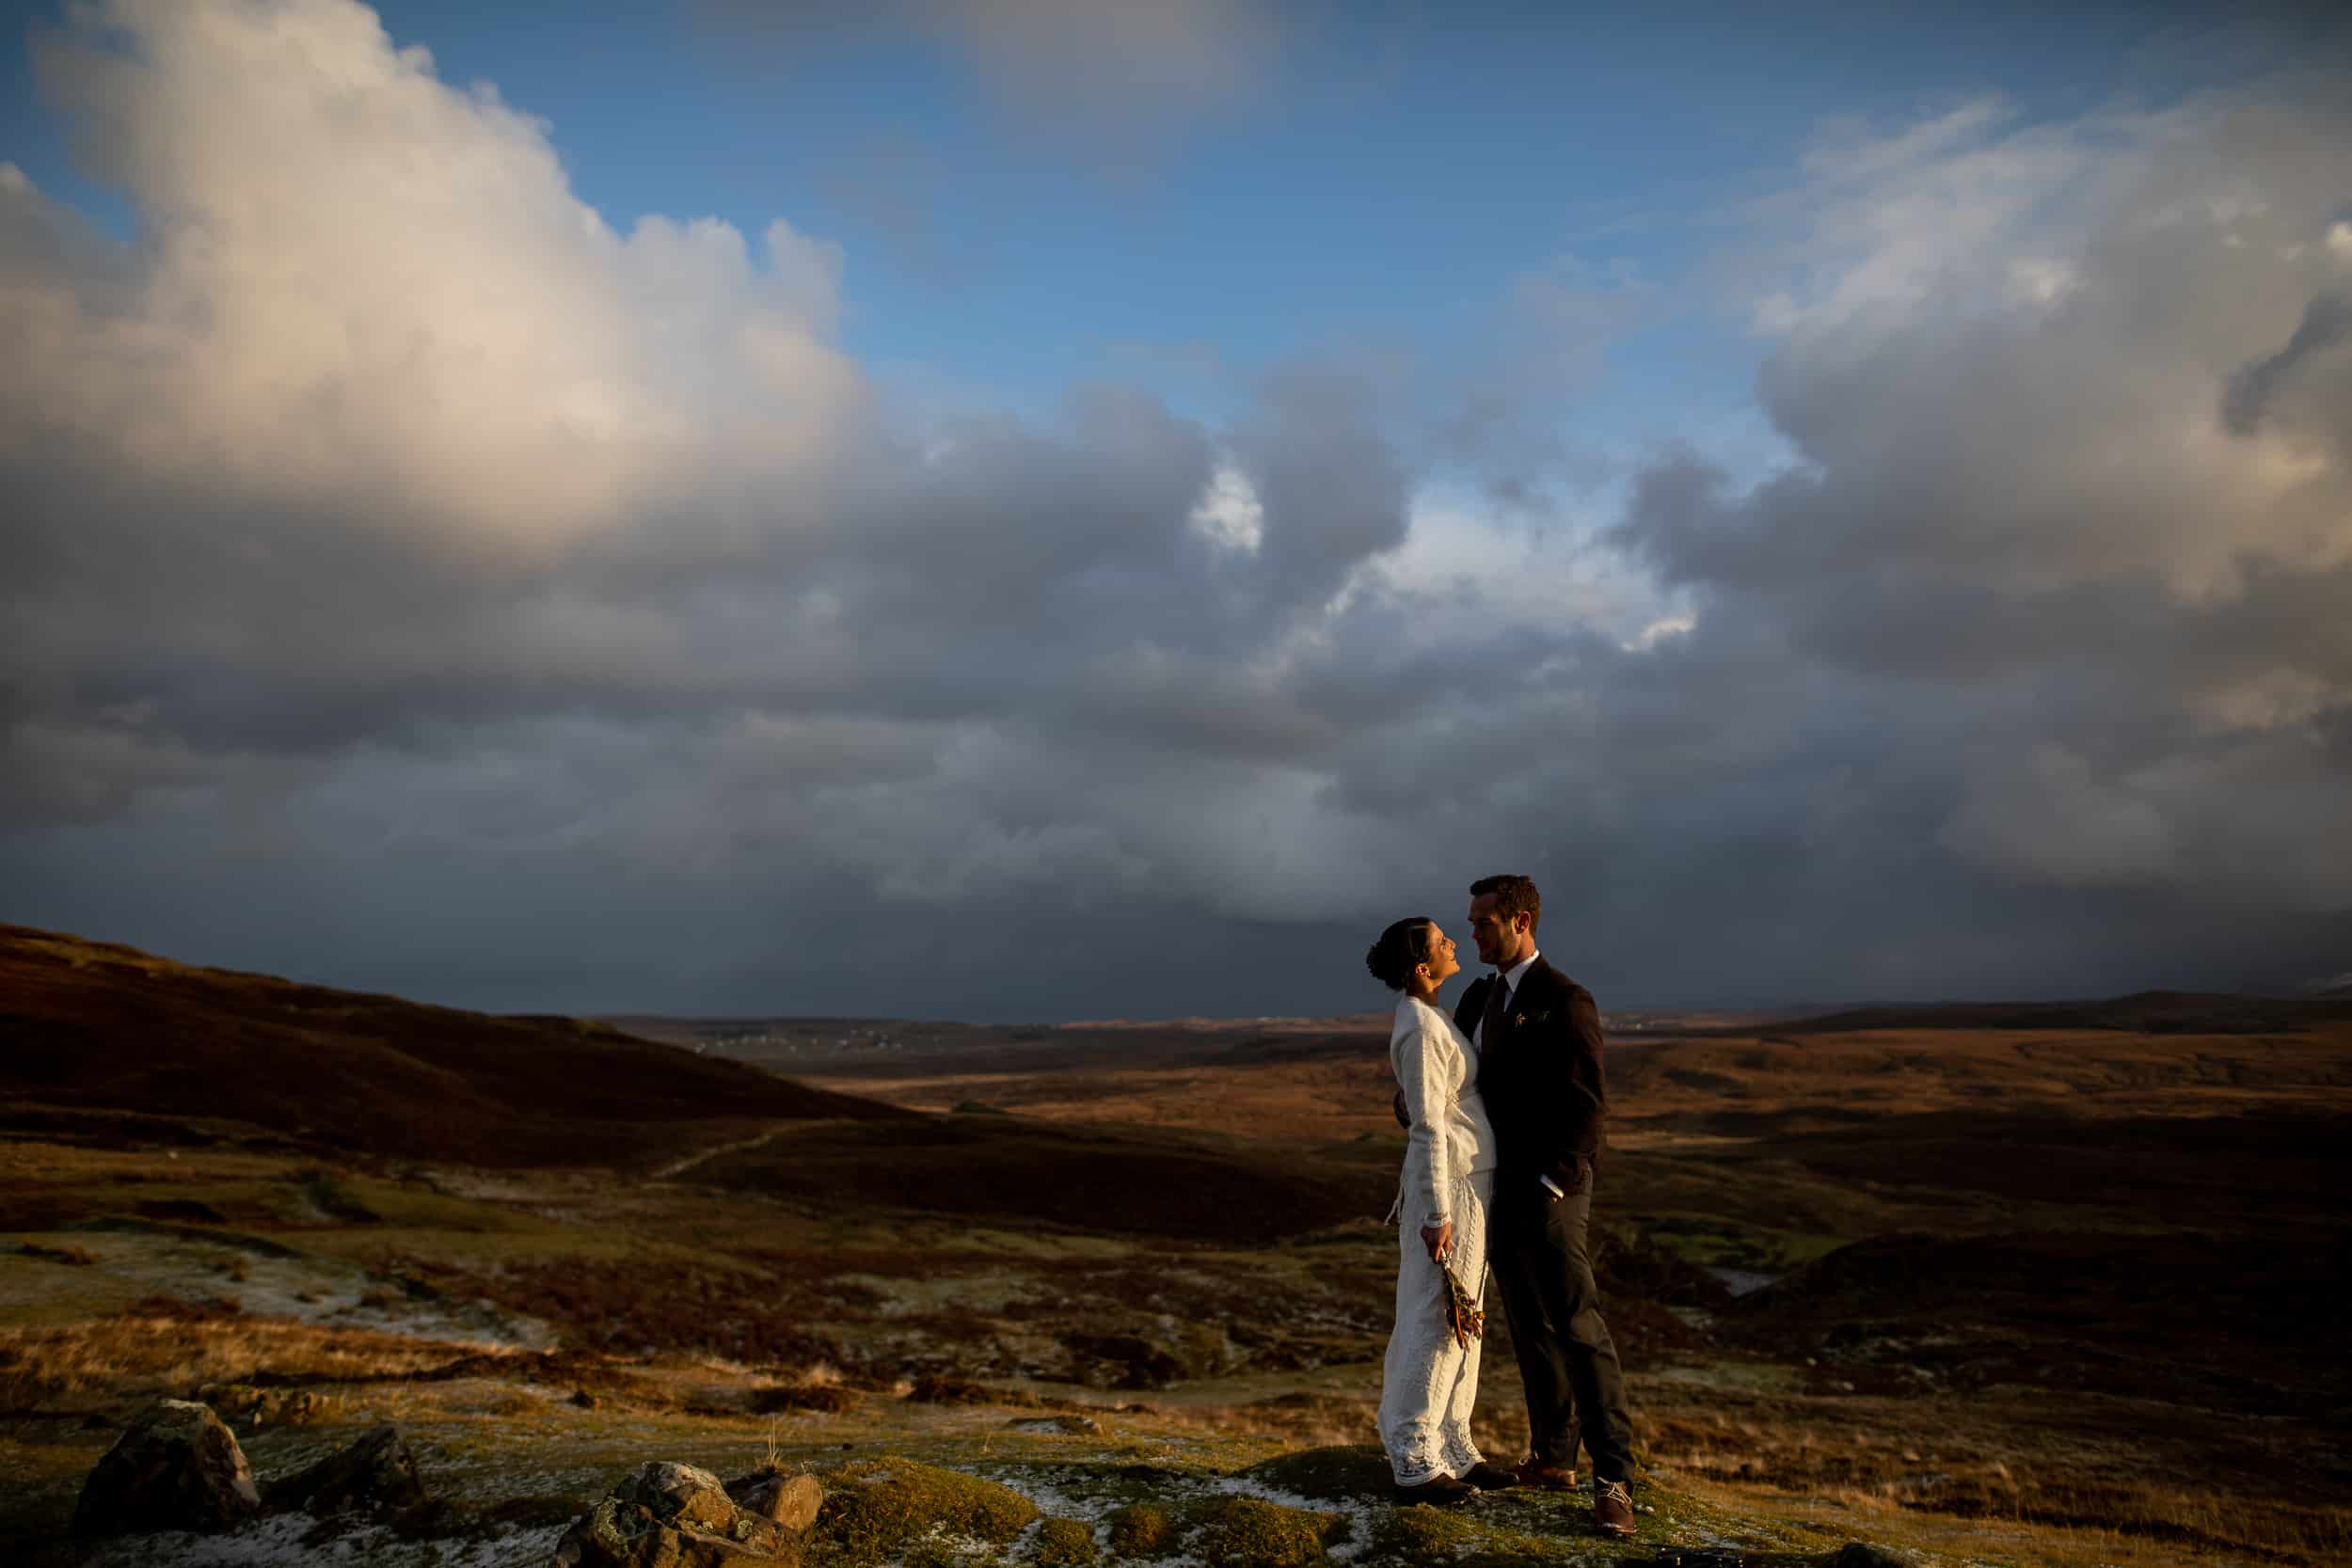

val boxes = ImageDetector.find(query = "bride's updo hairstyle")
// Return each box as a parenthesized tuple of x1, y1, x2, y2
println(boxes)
(1365, 916, 1438, 990)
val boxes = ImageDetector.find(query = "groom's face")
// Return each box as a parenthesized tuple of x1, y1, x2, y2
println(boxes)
(1467, 893, 1532, 969)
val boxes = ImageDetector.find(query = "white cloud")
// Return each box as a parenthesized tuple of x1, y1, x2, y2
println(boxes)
(1371, 489, 1669, 653)
(1187, 462, 1264, 552)
(1621, 611, 1696, 653)
(1735, 89, 2352, 600)
(11, 0, 858, 553)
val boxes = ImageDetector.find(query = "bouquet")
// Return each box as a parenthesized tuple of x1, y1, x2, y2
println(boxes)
(1441, 1264, 1486, 1349)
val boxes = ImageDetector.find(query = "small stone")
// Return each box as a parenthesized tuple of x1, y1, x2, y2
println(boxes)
(73, 1400, 262, 1536)
(571, 1389, 601, 1409)
(725, 1472, 822, 1532)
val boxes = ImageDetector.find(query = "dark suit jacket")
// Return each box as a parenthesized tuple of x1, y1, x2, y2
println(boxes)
(1456, 955, 1608, 1192)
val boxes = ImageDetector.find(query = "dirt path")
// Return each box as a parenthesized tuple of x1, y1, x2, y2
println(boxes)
(651, 1126, 787, 1181)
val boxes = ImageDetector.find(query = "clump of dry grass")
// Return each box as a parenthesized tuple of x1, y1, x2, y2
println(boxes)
(13, 1242, 98, 1266)
(0, 1303, 495, 1411)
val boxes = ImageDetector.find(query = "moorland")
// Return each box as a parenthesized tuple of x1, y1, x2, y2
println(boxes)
(3, 921, 2349, 1567)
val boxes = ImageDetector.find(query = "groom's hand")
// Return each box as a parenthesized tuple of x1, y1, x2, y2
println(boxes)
(1420, 1221, 1453, 1262)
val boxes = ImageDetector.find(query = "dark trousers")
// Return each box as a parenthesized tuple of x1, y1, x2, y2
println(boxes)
(1488, 1165, 1634, 1481)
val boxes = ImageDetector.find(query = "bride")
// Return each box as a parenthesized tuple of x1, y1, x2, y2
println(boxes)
(1364, 916, 1514, 1505)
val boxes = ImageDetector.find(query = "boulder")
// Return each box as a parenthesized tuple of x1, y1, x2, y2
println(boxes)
(725, 1470, 823, 1531)
(264, 1425, 429, 1515)
(73, 1399, 262, 1536)
(553, 1461, 807, 1568)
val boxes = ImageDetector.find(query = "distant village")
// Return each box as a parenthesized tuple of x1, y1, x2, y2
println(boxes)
(682, 1022, 911, 1057)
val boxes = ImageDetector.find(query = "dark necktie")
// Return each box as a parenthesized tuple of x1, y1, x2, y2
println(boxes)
(1481, 970, 1512, 1046)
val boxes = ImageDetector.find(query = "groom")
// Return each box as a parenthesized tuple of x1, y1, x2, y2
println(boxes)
(1456, 873, 1636, 1538)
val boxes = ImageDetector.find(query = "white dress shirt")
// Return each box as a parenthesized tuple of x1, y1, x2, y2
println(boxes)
(1472, 949, 1540, 1050)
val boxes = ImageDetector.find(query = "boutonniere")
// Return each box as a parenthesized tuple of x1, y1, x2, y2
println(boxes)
(1514, 1012, 1528, 1028)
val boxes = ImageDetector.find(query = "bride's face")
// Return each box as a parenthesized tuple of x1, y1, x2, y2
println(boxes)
(1417, 924, 1460, 988)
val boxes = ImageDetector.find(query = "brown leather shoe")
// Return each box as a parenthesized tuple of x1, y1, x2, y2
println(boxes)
(1513, 1458, 1579, 1490)
(1459, 1462, 1518, 1490)
(1592, 1477, 1636, 1537)
(1391, 1475, 1475, 1508)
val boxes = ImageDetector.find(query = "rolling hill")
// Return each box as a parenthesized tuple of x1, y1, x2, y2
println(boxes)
(0, 925, 1397, 1239)
(0, 923, 910, 1167)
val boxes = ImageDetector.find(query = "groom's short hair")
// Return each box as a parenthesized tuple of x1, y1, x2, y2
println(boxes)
(1469, 873, 1541, 931)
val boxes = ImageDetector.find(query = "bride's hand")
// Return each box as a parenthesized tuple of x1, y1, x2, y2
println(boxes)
(1420, 1221, 1453, 1263)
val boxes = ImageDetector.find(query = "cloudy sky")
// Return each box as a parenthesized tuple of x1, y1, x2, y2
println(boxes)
(3, 0, 2349, 1020)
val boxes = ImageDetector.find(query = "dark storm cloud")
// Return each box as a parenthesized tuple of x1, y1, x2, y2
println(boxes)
(2222, 289, 2352, 438)
(3, 2, 2349, 1018)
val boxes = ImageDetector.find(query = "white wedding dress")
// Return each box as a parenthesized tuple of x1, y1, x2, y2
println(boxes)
(1377, 992, 1499, 1486)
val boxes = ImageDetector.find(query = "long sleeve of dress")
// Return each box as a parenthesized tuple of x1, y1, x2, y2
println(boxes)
(1391, 1008, 1452, 1224)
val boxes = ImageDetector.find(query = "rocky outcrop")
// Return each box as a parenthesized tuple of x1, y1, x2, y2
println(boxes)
(263, 1424, 429, 1516)
(72, 1399, 261, 1536)
(552, 1461, 816, 1567)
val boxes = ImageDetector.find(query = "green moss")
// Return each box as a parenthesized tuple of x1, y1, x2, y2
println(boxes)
(1361, 1507, 1565, 1568)
(1236, 1446, 1391, 1502)
(811, 1456, 1041, 1568)
(1028, 1516, 1098, 1567)
(1370, 1504, 1478, 1558)
(1104, 1503, 1174, 1558)
(1181, 1496, 1341, 1568)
